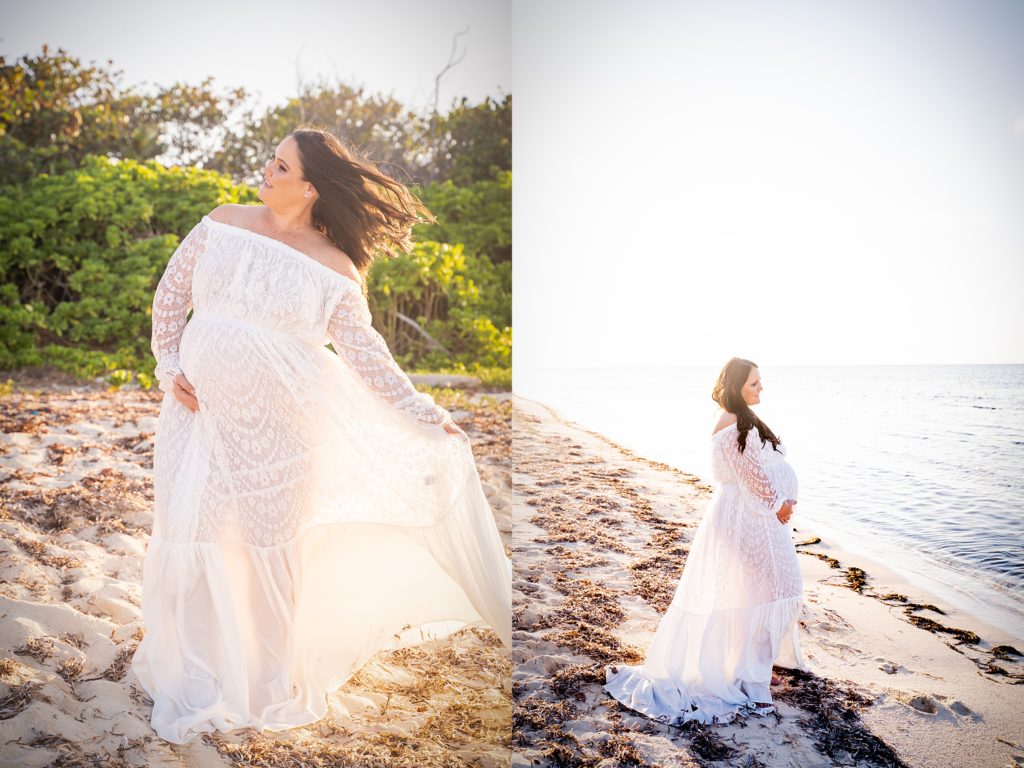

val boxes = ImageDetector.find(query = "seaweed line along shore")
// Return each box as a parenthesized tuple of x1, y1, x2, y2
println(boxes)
(512, 395, 1024, 768)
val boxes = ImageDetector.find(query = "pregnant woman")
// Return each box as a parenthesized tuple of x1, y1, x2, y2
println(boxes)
(131, 127, 512, 744)
(605, 357, 809, 725)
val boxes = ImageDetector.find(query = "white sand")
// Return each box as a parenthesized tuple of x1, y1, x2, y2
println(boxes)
(0, 379, 511, 767)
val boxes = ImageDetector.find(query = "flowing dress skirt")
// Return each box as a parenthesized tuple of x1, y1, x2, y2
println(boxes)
(605, 471, 809, 726)
(131, 310, 511, 744)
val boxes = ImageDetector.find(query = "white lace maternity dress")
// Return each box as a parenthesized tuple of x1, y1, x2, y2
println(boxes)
(604, 422, 809, 725)
(131, 214, 512, 744)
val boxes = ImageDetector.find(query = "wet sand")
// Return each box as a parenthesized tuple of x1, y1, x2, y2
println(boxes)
(0, 373, 512, 768)
(512, 395, 1024, 768)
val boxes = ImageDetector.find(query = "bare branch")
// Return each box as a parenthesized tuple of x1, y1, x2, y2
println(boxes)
(433, 27, 470, 118)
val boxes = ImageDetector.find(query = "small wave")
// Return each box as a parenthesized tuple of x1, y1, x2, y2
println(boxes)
(971, 405, 998, 410)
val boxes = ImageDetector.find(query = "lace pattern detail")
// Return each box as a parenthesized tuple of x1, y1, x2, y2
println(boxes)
(715, 426, 786, 518)
(326, 282, 449, 426)
(151, 220, 208, 394)
(138, 211, 510, 746)
(150, 214, 468, 546)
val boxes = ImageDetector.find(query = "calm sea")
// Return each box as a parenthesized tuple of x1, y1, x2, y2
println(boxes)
(515, 365, 1024, 640)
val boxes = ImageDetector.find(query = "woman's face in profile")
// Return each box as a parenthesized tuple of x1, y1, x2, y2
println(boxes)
(741, 366, 763, 406)
(258, 135, 311, 205)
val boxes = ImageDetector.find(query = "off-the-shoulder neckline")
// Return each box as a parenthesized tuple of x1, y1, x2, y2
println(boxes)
(711, 422, 738, 439)
(201, 214, 362, 291)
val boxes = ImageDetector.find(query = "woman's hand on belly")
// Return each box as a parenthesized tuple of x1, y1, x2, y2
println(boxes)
(777, 499, 796, 525)
(172, 373, 201, 413)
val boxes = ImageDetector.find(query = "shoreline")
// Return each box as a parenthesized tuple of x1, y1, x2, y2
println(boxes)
(512, 393, 1024, 768)
(514, 367, 1024, 646)
(530, 394, 1024, 652)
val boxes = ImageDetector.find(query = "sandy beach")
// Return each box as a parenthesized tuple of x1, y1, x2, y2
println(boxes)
(0, 372, 512, 768)
(512, 395, 1024, 768)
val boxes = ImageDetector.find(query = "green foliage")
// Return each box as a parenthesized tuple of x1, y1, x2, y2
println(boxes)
(413, 171, 512, 263)
(0, 46, 511, 387)
(0, 154, 256, 379)
(367, 241, 511, 370)
(0, 154, 508, 386)
(430, 94, 511, 186)
(0, 45, 247, 188)
(2, 44, 512, 193)
(210, 83, 510, 189)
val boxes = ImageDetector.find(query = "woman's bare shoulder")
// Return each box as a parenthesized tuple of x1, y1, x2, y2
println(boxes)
(207, 203, 257, 226)
(306, 237, 360, 285)
(712, 410, 737, 436)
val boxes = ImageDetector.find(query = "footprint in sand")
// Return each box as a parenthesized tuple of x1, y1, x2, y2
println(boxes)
(907, 694, 938, 714)
(874, 658, 906, 675)
(948, 700, 973, 717)
(933, 694, 978, 720)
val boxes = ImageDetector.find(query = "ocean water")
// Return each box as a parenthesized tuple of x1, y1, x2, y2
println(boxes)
(515, 365, 1024, 640)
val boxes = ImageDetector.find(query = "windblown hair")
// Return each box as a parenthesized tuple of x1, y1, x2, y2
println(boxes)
(288, 126, 435, 290)
(711, 357, 781, 453)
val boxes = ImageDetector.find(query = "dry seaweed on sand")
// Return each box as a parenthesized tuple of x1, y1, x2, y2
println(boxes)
(546, 622, 644, 666)
(548, 544, 611, 571)
(675, 719, 736, 762)
(774, 668, 910, 768)
(844, 566, 868, 592)
(0, 681, 46, 721)
(14, 636, 56, 662)
(797, 549, 842, 569)
(903, 614, 979, 644)
(550, 663, 606, 699)
(56, 657, 85, 682)
(536, 727, 601, 768)
(595, 728, 649, 767)
(513, 692, 581, 744)
(550, 573, 626, 628)
(991, 644, 1022, 660)
(628, 547, 689, 613)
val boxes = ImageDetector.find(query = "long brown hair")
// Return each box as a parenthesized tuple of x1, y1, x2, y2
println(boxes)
(289, 125, 434, 290)
(711, 357, 781, 453)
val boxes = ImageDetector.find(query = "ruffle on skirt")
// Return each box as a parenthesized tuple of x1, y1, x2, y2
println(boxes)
(132, 482, 508, 744)
(604, 595, 808, 726)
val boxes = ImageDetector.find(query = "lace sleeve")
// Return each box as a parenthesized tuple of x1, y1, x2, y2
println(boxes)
(326, 282, 450, 426)
(151, 219, 208, 394)
(723, 431, 786, 517)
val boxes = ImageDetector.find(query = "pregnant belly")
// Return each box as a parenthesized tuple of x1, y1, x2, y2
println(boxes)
(179, 315, 282, 408)
(179, 313, 326, 426)
(767, 459, 799, 500)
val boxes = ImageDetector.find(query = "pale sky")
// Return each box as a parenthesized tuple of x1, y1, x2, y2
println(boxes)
(512, 0, 1024, 375)
(0, 0, 510, 116)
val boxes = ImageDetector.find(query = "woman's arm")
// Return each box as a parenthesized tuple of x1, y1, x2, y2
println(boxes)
(325, 282, 453, 427)
(151, 219, 209, 394)
(722, 432, 787, 518)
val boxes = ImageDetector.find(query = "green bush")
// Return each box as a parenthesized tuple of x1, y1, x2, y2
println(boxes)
(0, 155, 254, 381)
(0, 154, 509, 387)
(413, 171, 512, 264)
(366, 240, 511, 370)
